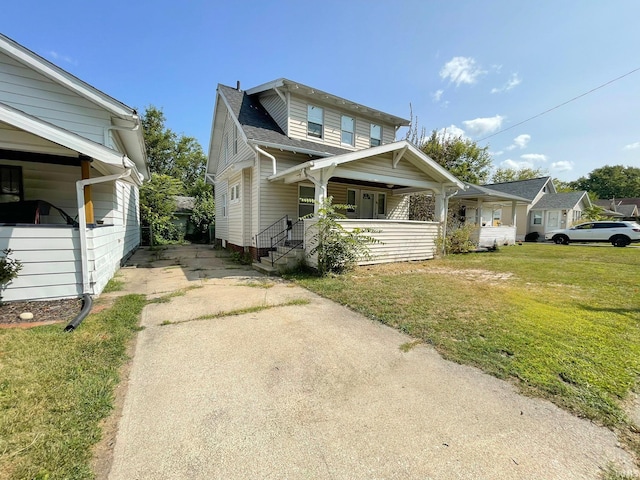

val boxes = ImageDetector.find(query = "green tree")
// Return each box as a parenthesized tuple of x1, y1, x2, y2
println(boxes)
(140, 174, 183, 244)
(420, 130, 493, 184)
(570, 165, 640, 199)
(490, 167, 547, 184)
(141, 106, 207, 192)
(553, 179, 574, 192)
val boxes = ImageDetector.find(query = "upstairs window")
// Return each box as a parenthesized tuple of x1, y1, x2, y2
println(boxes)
(370, 124, 382, 147)
(221, 193, 227, 217)
(307, 105, 323, 138)
(0, 165, 23, 202)
(341, 115, 354, 146)
(230, 184, 240, 203)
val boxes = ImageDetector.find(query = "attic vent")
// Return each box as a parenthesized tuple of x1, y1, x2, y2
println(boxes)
(236, 80, 241, 91)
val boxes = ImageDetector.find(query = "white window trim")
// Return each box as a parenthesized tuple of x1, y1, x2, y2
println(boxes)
(298, 183, 315, 218)
(307, 104, 324, 139)
(221, 193, 228, 218)
(230, 183, 240, 204)
(531, 211, 543, 226)
(233, 125, 238, 155)
(370, 123, 382, 147)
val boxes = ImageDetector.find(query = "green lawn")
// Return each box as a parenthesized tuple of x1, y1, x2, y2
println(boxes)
(0, 295, 145, 480)
(291, 244, 640, 446)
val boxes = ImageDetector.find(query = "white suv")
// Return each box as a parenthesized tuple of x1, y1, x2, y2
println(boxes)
(545, 221, 640, 247)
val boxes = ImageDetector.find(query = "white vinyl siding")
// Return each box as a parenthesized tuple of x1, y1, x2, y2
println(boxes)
(0, 121, 77, 156)
(215, 105, 252, 176)
(258, 149, 302, 233)
(259, 94, 288, 134)
(0, 52, 111, 144)
(215, 181, 228, 240)
(242, 169, 252, 245)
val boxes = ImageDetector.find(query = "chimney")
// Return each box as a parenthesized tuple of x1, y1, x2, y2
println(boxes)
(236, 80, 241, 91)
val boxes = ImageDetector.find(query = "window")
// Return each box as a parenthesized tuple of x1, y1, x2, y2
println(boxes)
(230, 184, 240, 203)
(370, 124, 382, 147)
(223, 133, 229, 165)
(346, 189, 357, 214)
(532, 212, 543, 225)
(341, 115, 354, 146)
(0, 165, 23, 202)
(307, 105, 323, 138)
(377, 193, 386, 216)
(298, 185, 315, 218)
(221, 193, 227, 217)
(233, 125, 238, 155)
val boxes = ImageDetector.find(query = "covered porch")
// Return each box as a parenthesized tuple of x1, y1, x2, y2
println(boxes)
(453, 184, 530, 247)
(263, 141, 464, 266)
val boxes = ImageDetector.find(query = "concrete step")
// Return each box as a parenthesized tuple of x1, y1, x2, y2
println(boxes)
(252, 262, 278, 276)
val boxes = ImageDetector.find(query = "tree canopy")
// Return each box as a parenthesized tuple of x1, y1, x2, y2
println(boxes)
(490, 167, 547, 184)
(569, 165, 640, 199)
(420, 130, 493, 184)
(141, 106, 207, 196)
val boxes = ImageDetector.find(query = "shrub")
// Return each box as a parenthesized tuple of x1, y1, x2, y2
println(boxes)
(439, 224, 476, 254)
(307, 197, 379, 275)
(0, 249, 23, 300)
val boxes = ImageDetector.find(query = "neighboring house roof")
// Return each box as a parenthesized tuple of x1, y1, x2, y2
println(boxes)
(218, 84, 350, 157)
(616, 204, 638, 217)
(174, 196, 195, 213)
(530, 191, 590, 210)
(0, 101, 144, 184)
(0, 33, 148, 180)
(481, 177, 553, 202)
(618, 197, 640, 207)
(245, 78, 411, 127)
(455, 183, 530, 203)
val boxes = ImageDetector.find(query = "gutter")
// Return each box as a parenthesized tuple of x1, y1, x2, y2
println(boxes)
(76, 168, 132, 295)
(250, 144, 277, 176)
(104, 115, 149, 181)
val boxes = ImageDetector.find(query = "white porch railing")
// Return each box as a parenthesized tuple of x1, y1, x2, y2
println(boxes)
(471, 225, 517, 247)
(303, 219, 440, 267)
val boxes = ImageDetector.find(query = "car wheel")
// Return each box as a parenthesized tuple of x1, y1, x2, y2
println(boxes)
(553, 235, 569, 245)
(611, 235, 630, 247)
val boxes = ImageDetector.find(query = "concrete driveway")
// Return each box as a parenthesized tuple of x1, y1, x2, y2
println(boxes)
(105, 245, 636, 479)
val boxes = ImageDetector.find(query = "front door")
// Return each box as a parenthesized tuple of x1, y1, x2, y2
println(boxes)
(360, 191, 375, 219)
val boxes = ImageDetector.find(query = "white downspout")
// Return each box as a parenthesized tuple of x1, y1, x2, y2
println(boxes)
(104, 121, 139, 148)
(253, 145, 277, 176)
(76, 169, 132, 294)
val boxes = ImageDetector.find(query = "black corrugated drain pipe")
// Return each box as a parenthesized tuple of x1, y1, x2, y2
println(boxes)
(64, 294, 93, 332)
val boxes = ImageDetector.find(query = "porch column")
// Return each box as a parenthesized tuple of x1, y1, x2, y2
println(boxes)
(511, 201, 517, 226)
(307, 165, 335, 216)
(434, 193, 446, 223)
(80, 156, 94, 224)
(477, 199, 483, 226)
(313, 181, 328, 215)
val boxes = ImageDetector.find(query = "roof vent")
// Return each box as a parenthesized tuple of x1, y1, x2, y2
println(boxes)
(236, 80, 241, 91)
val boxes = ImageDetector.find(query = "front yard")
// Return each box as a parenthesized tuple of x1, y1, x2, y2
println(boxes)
(291, 244, 640, 461)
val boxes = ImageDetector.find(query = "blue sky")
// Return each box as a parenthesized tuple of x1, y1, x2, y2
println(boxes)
(2, 0, 639, 181)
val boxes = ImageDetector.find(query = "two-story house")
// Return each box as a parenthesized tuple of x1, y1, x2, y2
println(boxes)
(206, 79, 464, 268)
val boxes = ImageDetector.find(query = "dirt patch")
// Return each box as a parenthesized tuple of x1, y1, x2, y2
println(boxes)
(0, 298, 83, 326)
(357, 263, 514, 282)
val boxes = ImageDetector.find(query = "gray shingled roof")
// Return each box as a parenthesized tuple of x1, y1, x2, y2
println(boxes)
(219, 84, 350, 157)
(481, 177, 551, 201)
(531, 192, 586, 210)
(616, 204, 638, 216)
(174, 196, 195, 213)
(455, 183, 530, 202)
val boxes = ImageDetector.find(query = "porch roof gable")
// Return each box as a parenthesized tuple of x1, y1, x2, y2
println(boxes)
(267, 140, 465, 190)
(455, 183, 531, 203)
(0, 102, 144, 185)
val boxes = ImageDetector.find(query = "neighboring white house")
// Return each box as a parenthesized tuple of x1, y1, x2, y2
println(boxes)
(471, 177, 591, 241)
(205, 79, 464, 267)
(0, 34, 148, 302)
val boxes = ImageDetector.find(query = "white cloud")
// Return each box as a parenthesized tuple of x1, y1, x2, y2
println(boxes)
(437, 124, 466, 140)
(501, 159, 533, 170)
(491, 73, 522, 94)
(623, 142, 640, 150)
(48, 50, 78, 66)
(491, 150, 504, 157)
(520, 153, 547, 163)
(431, 89, 444, 102)
(439, 57, 486, 86)
(551, 161, 574, 172)
(462, 115, 504, 137)
(505, 134, 531, 150)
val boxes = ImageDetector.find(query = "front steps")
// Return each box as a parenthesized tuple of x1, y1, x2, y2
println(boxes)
(252, 246, 304, 275)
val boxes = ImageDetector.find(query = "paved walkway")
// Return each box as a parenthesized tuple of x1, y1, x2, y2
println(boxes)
(106, 245, 636, 479)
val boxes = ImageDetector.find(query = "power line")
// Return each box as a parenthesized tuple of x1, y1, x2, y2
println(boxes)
(477, 66, 640, 143)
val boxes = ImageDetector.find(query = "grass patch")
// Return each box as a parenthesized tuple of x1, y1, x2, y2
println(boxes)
(399, 340, 423, 352)
(239, 280, 275, 289)
(161, 298, 310, 325)
(291, 244, 640, 431)
(102, 277, 124, 293)
(148, 285, 203, 304)
(0, 294, 146, 480)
